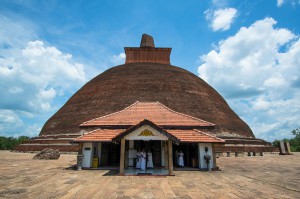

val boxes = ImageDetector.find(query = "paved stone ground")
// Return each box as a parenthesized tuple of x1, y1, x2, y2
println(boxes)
(0, 151, 299, 199)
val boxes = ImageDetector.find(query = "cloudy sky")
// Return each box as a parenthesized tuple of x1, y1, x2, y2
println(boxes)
(1, 0, 299, 141)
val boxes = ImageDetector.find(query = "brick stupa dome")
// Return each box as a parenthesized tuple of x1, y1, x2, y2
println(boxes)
(17, 34, 275, 153)
(40, 34, 254, 139)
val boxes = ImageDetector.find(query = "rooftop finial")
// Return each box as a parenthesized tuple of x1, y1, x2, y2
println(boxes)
(140, 34, 155, 48)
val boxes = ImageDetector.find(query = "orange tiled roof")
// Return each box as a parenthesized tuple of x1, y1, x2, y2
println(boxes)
(80, 101, 215, 127)
(74, 128, 224, 143)
(167, 129, 224, 143)
(74, 129, 124, 142)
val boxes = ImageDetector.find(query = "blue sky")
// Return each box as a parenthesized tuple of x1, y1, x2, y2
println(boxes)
(0, 0, 300, 141)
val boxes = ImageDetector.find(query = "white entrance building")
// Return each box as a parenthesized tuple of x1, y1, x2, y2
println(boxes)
(73, 102, 225, 175)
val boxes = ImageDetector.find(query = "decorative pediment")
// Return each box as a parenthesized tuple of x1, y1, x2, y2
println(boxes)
(124, 125, 168, 141)
(138, 129, 155, 136)
(112, 119, 180, 144)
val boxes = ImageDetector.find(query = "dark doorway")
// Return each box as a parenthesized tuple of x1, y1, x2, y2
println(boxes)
(134, 140, 162, 167)
(173, 143, 198, 168)
(101, 143, 120, 166)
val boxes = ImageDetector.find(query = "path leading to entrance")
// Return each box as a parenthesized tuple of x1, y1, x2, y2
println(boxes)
(0, 151, 299, 198)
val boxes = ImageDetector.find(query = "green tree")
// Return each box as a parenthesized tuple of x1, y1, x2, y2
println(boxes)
(272, 139, 280, 147)
(272, 127, 300, 152)
(0, 136, 30, 150)
(290, 128, 300, 152)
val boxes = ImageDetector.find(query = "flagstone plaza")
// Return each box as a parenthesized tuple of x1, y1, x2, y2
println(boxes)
(0, 151, 299, 199)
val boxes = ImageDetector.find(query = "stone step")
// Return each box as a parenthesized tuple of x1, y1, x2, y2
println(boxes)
(214, 145, 279, 153)
(23, 139, 72, 144)
(14, 143, 79, 152)
(36, 134, 81, 139)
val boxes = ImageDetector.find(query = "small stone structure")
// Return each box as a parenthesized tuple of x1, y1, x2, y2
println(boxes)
(140, 34, 155, 48)
(279, 141, 292, 155)
(33, 148, 60, 160)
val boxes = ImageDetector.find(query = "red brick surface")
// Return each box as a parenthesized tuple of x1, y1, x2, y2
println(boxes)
(125, 48, 171, 64)
(40, 63, 254, 138)
(14, 144, 78, 152)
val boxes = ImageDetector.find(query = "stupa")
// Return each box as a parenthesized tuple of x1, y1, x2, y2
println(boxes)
(15, 34, 276, 155)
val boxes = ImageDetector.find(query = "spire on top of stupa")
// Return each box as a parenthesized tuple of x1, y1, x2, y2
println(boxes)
(124, 34, 171, 64)
(140, 34, 155, 48)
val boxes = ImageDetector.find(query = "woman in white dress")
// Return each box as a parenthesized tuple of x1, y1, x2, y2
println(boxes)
(147, 151, 154, 168)
(175, 150, 179, 166)
(178, 151, 184, 167)
(136, 149, 141, 169)
(140, 149, 146, 171)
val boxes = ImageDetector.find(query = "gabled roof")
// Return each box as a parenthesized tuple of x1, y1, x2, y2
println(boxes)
(167, 129, 224, 143)
(74, 120, 223, 143)
(80, 101, 215, 128)
(112, 119, 180, 144)
(73, 129, 124, 142)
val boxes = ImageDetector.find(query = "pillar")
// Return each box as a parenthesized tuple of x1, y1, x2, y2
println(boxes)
(124, 141, 128, 169)
(198, 143, 201, 169)
(168, 139, 173, 175)
(212, 144, 217, 169)
(77, 143, 84, 170)
(279, 141, 286, 154)
(164, 141, 168, 168)
(285, 142, 292, 154)
(78, 143, 83, 155)
(119, 138, 125, 175)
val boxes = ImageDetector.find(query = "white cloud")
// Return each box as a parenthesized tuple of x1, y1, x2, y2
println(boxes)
(277, 0, 300, 7)
(111, 52, 126, 65)
(277, 0, 284, 7)
(0, 40, 86, 112)
(0, 16, 87, 137)
(211, 0, 229, 8)
(205, 8, 237, 31)
(198, 17, 300, 141)
(0, 110, 24, 136)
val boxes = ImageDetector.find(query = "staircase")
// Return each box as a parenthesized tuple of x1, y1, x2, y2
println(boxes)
(14, 134, 80, 152)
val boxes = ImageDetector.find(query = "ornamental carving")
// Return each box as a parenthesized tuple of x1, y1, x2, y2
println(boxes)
(138, 129, 155, 136)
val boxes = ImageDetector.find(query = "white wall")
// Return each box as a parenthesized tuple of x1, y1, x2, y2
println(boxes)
(198, 143, 214, 169)
(82, 142, 92, 168)
(124, 125, 168, 141)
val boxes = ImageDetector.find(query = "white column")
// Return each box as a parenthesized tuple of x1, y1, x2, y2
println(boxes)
(82, 142, 93, 168)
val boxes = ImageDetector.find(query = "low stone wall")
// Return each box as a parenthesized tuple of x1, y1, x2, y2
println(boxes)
(23, 139, 71, 144)
(14, 144, 78, 152)
(215, 146, 279, 153)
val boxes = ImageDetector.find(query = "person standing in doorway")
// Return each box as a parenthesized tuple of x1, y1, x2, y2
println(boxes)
(147, 150, 154, 168)
(140, 149, 146, 171)
(136, 149, 141, 169)
(175, 149, 179, 166)
(178, 150, 184, 167)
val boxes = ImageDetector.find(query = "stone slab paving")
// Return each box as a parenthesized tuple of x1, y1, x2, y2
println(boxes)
(0, 151, 299, 198)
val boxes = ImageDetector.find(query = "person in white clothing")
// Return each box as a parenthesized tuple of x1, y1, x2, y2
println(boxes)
(178, 150, 184, 167)
(147, 151, 154, 168)
(175, 150, 179, 166)
(140, 149, 146, 171)
(136, 149, 141, 169)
